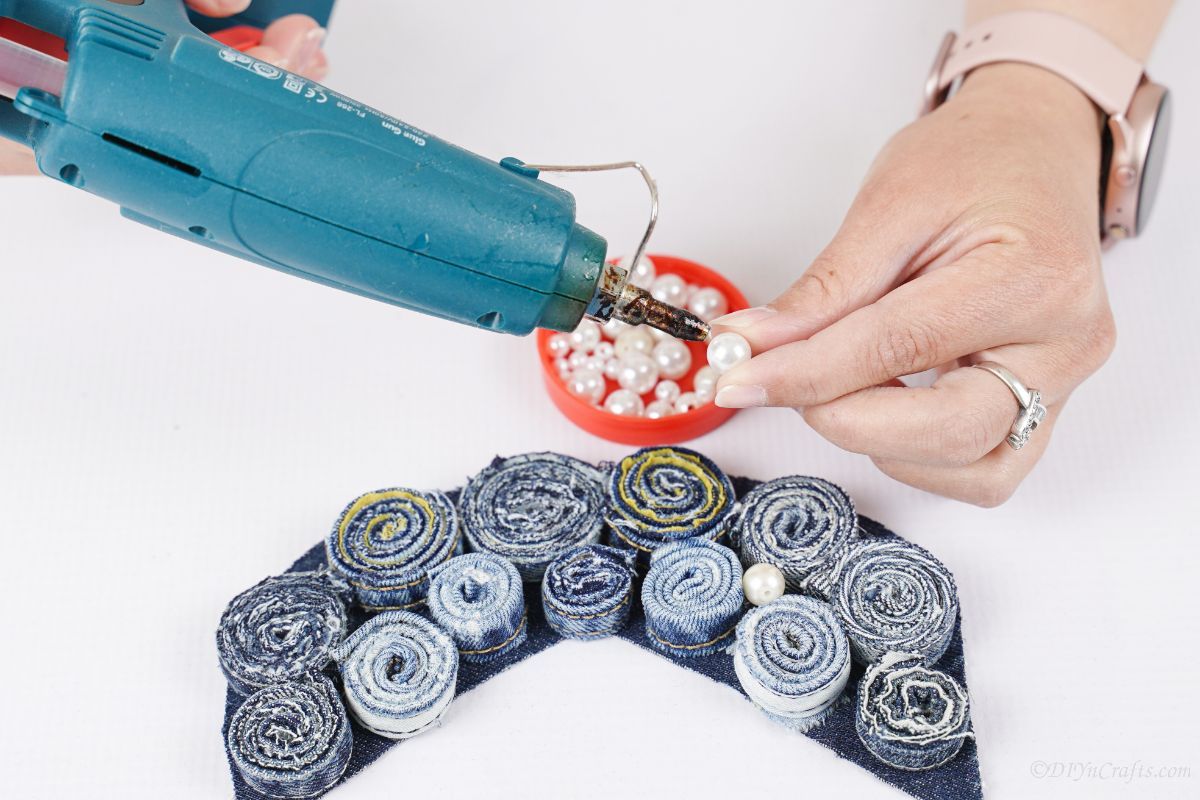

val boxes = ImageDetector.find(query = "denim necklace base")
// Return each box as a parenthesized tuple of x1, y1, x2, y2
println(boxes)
(222, 481, 982, 800)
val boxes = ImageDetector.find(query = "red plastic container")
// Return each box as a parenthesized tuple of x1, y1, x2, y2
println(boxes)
(537, 254, 749, 445)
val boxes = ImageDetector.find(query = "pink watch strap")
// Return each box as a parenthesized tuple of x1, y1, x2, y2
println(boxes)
(936, 10, 1144, 115)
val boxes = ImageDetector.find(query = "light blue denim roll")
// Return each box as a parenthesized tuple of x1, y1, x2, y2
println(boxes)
(541, 544, 638, 639)
(733, 595, 851, 732)
(217, 571, 350, 697)
(325, 488, 461, 610)
(734, 476, 857, 598)
(226, 674, 353, 799)
(856, 651, 973, 770)
(607, 446, 736, 561)
(831, 539, 959, 665)
(641, 539, 744, 657)
(460, 453, 607, 581)
(331, 610, 459, 739)
(426, 552, 527, 662)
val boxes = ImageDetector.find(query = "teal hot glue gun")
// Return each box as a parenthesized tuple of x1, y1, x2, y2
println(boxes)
(0, 0, 708, 340)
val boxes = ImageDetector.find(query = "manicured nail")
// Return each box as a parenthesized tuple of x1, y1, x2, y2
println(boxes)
(715, 385, 767, 408)
(711, 306, 775, 329)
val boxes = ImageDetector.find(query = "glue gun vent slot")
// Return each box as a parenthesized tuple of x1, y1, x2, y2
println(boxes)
(102, 134, 200, 177)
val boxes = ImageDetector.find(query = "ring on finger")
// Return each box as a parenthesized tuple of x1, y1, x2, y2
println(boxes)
(972, 361, 1047, 450)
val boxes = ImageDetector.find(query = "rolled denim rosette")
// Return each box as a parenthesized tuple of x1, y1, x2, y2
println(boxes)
(217, 571, 350, 696)
(325, 488, 460, 610)
(856, 651, 973, 770)
(732, 595, 851, 732)
(641, 539, 744, 657)
(331, 610, 459, 739)
(460, 453, 606, 580)
(226, 674, 353, 799)
(734, 476, 857, 598)
(607, 446, 735, 560)
(541, 544, 637, 639)
(426, 552, 527, 661)
(831, 539, 959, 665)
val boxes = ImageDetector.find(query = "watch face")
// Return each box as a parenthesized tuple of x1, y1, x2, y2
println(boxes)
(1137, 88, 1171, 234)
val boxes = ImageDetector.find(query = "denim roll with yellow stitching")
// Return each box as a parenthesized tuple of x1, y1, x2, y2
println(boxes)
(325, 488, 460, 610)
(856, 651, 973, 770)
(459, 453, 606, 580)
(426, 552, 527, 662)
(733, 595, 851, 732)
(607, 446, 735, 562)
(226, 675, 353, 799)
(734, 476, 857, 598)
(831, 539, 959, 665)
(331, 610, 458, 739)
(541, 544, 637, 639)
(641, 539, 744, 657)
(217, 571, 349, 696)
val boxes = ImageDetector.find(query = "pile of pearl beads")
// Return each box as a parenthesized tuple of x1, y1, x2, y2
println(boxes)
(548, 266, 732, 420)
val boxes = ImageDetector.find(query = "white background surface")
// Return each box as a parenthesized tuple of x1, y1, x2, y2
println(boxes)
(1, 1, 1197, 798)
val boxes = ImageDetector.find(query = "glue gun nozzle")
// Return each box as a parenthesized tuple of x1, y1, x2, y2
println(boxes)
(608, 285, 711, 342)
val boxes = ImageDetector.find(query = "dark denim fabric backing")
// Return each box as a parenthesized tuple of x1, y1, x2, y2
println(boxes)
(223, 479, 983, 800)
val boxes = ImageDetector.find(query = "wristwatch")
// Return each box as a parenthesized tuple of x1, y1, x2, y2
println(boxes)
(921, 10, 1171, 246)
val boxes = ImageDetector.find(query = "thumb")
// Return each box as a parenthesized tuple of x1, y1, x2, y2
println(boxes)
(711, 203, 914, 354)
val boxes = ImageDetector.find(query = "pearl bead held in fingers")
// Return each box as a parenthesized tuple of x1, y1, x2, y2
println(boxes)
(707, 332, 751, 374)
(651, 339, 692, 380)
(614, 327, 654, 359)
(617, 353, 659, 395)
(654, 380, 681, 404)
(692, 366, 719, 400)
(566, 368, 606, 405)
(674, 391, 701, 413)
(548, 333, 572, 357)
(649, 274, 687, 306)
(687, 287, 728, 322)
(743, 563, 786, 606)
(604, 389, 645, 417)
(569, 319, 601, 352)
(645, 400, 674, 419)
(618, 254, 657, 289)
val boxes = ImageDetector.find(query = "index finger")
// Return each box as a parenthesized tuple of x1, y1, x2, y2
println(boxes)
(186, 1, 252, 17)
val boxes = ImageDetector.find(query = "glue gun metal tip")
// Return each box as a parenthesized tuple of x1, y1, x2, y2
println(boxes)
(605, 283, 710, 342)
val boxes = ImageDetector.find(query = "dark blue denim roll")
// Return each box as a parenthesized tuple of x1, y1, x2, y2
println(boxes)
(734, 475, 857, 598)
(831, 539, 959, 665)
(325, 488, 460, 610)
(226, 674, 353, 799)
(331, 610, 459, 739)
(856, 651, 973, 770)
(426, 552, 527, 662)
(641, 539, 744, 657)
(460, 453, 606, 580)
(216, 571, 350, 697)
(733, 595, 851, 732)
(541, 544, 638, 639)
(607, 446, 736, 561)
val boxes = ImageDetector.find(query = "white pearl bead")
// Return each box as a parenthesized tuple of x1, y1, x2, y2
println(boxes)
(604, 388, 645, 417)
(603, 358, 622, 381)
(601, 317, 629, 340)
(614, 327, 654, 359)
(616, 352, 659, 395)
(649, 273, 687, 306)
(651, 339, 692, 381)
(646, 325, 673, 342)
(742, 562, 786, 606)
(654, 379, 681, 404)
(692, 365, 719, 400)
(548, 333, 572, 357)
(568, 351, 590, 371)
(687, 287, 729, 322)
(618, 254, 657, 289)
(593, 341, 615, 361)
(569, 319, 601, 352)
(554, 357, 572, 378)
(674, 391, 701, 413)
(706, 332, 751, 374)
(584, 356, 607, 373)
(644, 399, 674, 419)
(566, 367, 606, 405)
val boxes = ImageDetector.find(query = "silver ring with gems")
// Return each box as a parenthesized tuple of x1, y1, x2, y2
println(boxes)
(973, 361, 1047, 450)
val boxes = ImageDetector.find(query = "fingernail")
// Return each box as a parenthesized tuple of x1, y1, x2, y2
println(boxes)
(711, 306, 775, 329)
(295, 27, 326, 73)
(715, 385, 767, 408)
